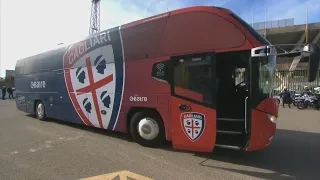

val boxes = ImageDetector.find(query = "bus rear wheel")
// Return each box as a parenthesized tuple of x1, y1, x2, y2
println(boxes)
(35, 101, 46, 120)
(130, 110, 166, 148)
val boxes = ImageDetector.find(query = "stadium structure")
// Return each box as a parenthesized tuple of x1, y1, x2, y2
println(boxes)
(254, 18, 320, 70)
(253, 18, 320, 91)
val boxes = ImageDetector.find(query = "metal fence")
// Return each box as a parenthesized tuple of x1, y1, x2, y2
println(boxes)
(236, 69, 320, 95)
(273, 69, 320, 94)
(252, 18, 294, 30)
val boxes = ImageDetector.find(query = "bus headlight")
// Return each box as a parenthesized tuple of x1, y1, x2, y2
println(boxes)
(267, 114, 277, 124)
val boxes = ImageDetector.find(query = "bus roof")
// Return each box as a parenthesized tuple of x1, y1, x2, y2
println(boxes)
(16, 6, 230, 62)
(16, 5, 269, 73)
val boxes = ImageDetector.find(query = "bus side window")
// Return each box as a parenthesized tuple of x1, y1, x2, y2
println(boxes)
(174, 56, 212, 105)
(15, 60, 24, 76)
(23, 54, 43, 75)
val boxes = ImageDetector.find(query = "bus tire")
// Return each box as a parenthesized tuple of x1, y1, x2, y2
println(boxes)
(129, 110, 166, 148)
(35, 101, 46, 120)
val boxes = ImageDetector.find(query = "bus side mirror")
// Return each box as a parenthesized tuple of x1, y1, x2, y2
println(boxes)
(301, 44, 320, 82)
(151, 60, 171, 84)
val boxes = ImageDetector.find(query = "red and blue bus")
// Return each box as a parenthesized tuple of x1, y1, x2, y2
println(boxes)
(14, 6, 320, 152)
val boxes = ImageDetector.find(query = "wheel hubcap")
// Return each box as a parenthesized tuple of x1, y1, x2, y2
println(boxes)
(137, 118, 159, 140)
(37, 104, 44, 118)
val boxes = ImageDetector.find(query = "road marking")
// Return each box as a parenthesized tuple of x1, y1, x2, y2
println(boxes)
(80, 170, 153, 180)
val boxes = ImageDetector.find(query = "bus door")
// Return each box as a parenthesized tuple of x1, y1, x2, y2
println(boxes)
(170, 52, 217, 152)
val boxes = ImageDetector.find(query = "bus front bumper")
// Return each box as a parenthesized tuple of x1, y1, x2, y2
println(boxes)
(245, 109, 277, 151)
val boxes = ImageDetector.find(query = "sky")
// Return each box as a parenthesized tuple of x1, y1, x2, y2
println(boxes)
(0, 0, 319, 77)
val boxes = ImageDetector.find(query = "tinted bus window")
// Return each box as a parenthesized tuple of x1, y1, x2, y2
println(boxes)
(15, 60, 24, 76)
(174, 56, 213, 104)
(41, 48, 65, 72)
(33, 48, 65, 73)
(24, 54, 44, 75)
(41, 51, 56, 72)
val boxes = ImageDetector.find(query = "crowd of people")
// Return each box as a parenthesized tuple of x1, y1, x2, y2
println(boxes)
(1, 86, 14, 100)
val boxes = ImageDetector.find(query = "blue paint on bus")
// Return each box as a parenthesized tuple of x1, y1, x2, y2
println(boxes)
(14, 27, 125, 128)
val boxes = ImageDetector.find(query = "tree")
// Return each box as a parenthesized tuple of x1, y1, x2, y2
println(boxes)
(4, 76, 15, 87)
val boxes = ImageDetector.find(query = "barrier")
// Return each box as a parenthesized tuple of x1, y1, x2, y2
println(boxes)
(252, 18, 295, 30)
(235, 69, 320, 94)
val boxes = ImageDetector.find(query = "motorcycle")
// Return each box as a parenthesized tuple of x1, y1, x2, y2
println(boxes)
(294, 96, 304, 107)
(296, 94, 319, 110)
(292, 94, 302, 106)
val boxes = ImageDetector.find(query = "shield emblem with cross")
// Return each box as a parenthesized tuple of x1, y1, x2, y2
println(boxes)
(180, 112, 206, 142)
(63, 30, 125, 130)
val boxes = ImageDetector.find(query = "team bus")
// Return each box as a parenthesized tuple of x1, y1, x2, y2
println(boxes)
(15, 6, 320, 153)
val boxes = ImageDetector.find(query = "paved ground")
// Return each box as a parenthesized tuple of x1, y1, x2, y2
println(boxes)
(0, 100, 319, 180)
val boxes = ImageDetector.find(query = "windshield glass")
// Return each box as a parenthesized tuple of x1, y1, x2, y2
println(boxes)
(258, 55, 276, 95)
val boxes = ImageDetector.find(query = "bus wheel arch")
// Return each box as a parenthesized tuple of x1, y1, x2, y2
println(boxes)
(34, 100, 46, 120)
(127, 107, 166, 147)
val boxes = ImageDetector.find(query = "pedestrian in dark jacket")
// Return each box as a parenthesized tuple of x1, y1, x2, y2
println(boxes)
(280, 87, 291, 108)
(2, 86, 6, 100)
(7, 87, 14, 99)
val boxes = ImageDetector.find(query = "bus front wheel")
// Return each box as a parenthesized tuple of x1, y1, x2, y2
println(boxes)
(130, 110, 166, 148)
(35, 101, 46, 120)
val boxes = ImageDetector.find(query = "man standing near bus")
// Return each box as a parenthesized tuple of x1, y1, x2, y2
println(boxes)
(7, 87, 14, 99)
(280, 87, 291, 108)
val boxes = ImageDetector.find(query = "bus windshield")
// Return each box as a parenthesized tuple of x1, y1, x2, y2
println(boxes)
(258, 55, 277, 95)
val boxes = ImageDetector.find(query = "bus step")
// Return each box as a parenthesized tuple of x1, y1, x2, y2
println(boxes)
(217, 130, 243, 135)
(217, 118, 244, 122)
(217, 119, 245, 132)
(215, 144, 242, 150)
(216, 132, 246, 147)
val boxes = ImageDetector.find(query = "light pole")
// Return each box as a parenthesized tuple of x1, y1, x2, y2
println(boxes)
(252, 4, 254, 27)
(306, 1, 309, 43)
(0, 0, 2, 77)
(264, 4, 267, 38)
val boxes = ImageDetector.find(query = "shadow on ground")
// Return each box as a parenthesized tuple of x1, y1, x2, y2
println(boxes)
(192, 129, 320, 180)
(27, 115, 319, 180)
(26, 114, 134, 142)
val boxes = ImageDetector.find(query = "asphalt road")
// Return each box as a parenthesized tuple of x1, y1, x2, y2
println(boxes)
(0, 100, 319, 180)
